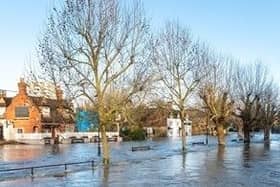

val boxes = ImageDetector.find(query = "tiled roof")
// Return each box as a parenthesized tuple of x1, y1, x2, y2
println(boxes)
(29, 96, 75, 124)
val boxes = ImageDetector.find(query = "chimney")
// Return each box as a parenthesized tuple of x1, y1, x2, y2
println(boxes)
(0, 90, 6, 98)
(18, 78, 27, 95)
(55, 86, 63, 101)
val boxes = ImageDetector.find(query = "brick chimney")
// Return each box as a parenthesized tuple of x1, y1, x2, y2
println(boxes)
(55, 86, 63, 101)
(18, 78, 27, 95)
(0, 90, 6, 98)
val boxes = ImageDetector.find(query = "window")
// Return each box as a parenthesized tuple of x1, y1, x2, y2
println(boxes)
(15, 107, 29, 118)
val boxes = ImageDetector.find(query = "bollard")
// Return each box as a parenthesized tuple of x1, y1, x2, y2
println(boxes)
(31, 167, 34, 177)
(65, 164, 67, 171)
(91, 160, 94, 169)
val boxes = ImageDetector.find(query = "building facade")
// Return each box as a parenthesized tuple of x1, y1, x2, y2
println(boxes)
(0, 79, 74, 139)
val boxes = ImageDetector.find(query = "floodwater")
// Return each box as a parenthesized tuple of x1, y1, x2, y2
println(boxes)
(0, 133, 280, 187)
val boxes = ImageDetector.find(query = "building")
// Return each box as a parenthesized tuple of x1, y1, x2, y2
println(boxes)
(0, 79, 74, 140)
(27, 81, 57, 99)
(0, 90, 12, 140)
(167, 115, 192, 137)
(142, 106, 169, 137)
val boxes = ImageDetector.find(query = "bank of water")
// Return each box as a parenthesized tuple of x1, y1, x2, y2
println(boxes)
(0, 133, 280, 186)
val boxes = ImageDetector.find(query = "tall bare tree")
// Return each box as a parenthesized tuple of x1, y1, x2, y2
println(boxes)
(259, 83, 279, 143)
(151, 22, 209, 152)
(38, 0, 151, 164)
(234, 62, 269, 143)
(199, 57, 235, 145)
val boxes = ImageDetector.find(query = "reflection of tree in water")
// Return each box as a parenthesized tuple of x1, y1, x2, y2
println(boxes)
(182, 152, 186, 169)
(103, 165, 110, 187)
(51, 144, 60, 154)
(243, 143, 270, 168)
(263, 142, 270, 152)
(217, 145, 225, 162)
(243, 144, 251, 168)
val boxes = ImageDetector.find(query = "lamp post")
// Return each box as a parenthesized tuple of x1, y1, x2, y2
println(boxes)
(206, 110, 209, 145)
(96, 112, 101, 156)
(97, 126, 101, 156)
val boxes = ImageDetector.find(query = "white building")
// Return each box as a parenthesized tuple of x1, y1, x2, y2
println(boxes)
(167, 116, 192, 137)
(27, 81, 57, 99)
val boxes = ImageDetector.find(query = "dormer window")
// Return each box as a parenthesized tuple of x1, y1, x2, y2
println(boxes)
(15, 106, 29, 118)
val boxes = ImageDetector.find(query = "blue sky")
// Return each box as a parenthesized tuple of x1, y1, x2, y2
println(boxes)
(1, 0, 280, 92)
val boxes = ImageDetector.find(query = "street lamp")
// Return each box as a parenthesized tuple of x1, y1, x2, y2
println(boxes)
(204, 107, 209, 145)
(97, 129, 101, 156)
(97, 113, 101, 157)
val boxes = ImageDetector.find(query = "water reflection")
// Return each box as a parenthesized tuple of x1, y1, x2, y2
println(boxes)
(51, 145, 60, 154)
(103, 165, 110, 187)
(0, 145, 44, 162)
(217, 145, 225, 161)
(181, 152, 186, 169)
(263, 142, 270, 152)
(0, 134, 280, 186)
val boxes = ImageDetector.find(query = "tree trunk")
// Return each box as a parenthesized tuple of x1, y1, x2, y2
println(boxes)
(98, 95, 110, 165)
(180, 111, 186, 152)
(101, 123, 110, 165)
(243, 123, 250, 144)
(217, 124, 225, 145)
(264, 125, 271, 143)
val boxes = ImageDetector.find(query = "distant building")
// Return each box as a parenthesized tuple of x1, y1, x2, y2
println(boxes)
(142, 105, 170, 137)
(27, 81, 57, 99)
(167, 115, 192, 137)
(0, 79, 75, 140)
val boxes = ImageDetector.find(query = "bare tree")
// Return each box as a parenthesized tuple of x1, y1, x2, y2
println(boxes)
(199, 57, 235, 145)
(259, 82, 279, 143)
(151, 22, 209, 152)
(38, 0, 151, 164)
(234, 62, 269, 143)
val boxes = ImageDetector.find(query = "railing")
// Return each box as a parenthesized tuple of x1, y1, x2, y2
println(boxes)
(0, 160, 95, 177)
(15, 132, 119, 140)
(15, 133, 51, 140)
(61, 132, 119, 139)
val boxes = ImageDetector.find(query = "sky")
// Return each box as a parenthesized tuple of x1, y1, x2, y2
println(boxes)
(0, 0, 280, 93)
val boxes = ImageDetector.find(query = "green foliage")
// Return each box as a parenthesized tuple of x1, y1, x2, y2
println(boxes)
(120, 127, 146, 141)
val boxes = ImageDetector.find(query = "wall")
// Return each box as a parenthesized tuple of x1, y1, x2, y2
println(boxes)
(5, 93, 41, 133)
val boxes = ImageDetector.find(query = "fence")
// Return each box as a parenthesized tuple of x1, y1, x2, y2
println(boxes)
(0, 160, 95, 177)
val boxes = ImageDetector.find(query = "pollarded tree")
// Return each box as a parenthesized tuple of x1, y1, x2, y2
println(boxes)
(259, 83, 279, 143)
(234, 62, 268, 143)
(199, 57, 235, 145)
(38, 0, 151, 164)
(151, 22, 209, 152)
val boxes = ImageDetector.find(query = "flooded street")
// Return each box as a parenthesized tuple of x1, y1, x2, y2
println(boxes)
(0, 133, 280, 186)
